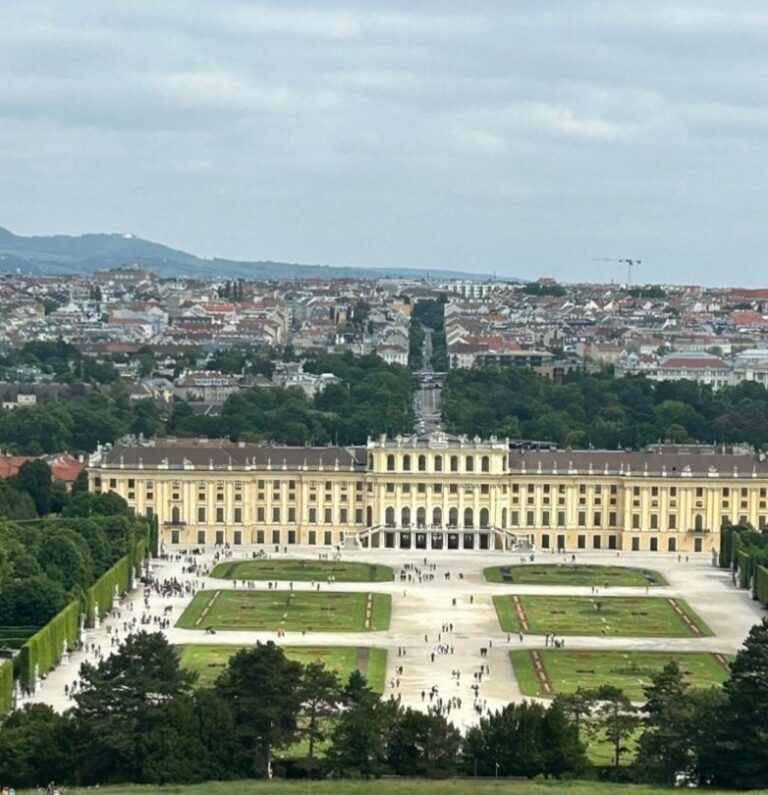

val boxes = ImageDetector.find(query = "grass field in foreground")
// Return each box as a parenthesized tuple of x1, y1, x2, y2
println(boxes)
(176, 590, 391, 632)
(212, 559, 394, 582)
(484, 563, 666, 587)
(19, 780, 767, 795)
(178, 644, 387, 692)
(510, 649, 731, 700)
(493, 594, 712, 637)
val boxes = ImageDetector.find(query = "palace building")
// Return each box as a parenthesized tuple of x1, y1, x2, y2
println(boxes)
(88, 433, 768, 555)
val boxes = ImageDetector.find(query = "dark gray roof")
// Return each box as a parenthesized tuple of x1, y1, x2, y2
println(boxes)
(509, 449, 768, 477)
(99, 440, 366, 471)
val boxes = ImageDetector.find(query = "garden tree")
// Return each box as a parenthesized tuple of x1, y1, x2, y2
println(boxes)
(63, 489, 130, 518)
(589, 685, 639, 770)
(713, 617, 768, 788)
(327, 686, 398, 778)
(299, 661, 343, 777)
(13, 458, 52, 515)
(37, 527, 94, 591)
(130, 398, 163, 438)
(556, 689, 597, 740)
(72, 631, 197, 784)
(386, 707, 461, 778)
(0, 703, 73, 788)
(634, 662, 697, 783)
(0, 480, 37, 519)
(462, 700, 587, 778)
(0, 574, 68, 625)
(214, 642, 304, 777)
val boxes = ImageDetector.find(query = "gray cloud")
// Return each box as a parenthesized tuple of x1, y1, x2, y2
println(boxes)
(1, 1, 768, 284)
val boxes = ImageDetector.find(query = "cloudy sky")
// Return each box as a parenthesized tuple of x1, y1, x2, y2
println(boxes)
(2, 1, 768, 285)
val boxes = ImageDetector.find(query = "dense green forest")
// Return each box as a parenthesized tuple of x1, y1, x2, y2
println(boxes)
(4, 623, 768, 788)
(442, 368, 768, 448)
(170, 353, 414, 445)
(0, 352, 414, 453)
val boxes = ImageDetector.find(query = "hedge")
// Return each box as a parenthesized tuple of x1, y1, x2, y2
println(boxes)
(737, 548, 754, 589)
(0, 658, 12, 713)
(18, 600, 80, 686)
(85, 556, 131, 626)
(85, 536, 148, 626)
(756, 566, 768, 606)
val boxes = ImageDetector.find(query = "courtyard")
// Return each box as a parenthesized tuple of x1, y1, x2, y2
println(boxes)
(21, 546, 764, 733)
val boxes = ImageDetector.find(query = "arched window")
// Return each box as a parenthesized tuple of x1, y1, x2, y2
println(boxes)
(416, 507, 426, 528)
(432, 507, 442, 527)
(450, 456, 459, 472)
(481, 455, 490, 473)
(501, 508, 507, 528)
(367, 454, 374, 470)
(171, 506, 181, 524)
(434, 455, 443, 472)
(695, 515, 704, 531)
(401, 507, 411, 527)
(418, 455, 426, 472)
(387, 454, 395, 471)
(403, 454, 411, 471)
(479, 508, 489, 528)
(385, 507, 395, 527)
(464, 508, 474, 528)
(449, 507, 458, 527)
(465, 456, 474, 472)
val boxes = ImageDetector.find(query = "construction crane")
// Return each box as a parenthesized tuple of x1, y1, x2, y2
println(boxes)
(592, 257, 642, 286)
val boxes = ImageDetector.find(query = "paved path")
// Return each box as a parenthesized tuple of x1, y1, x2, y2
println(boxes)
(20, 547, 766, 729)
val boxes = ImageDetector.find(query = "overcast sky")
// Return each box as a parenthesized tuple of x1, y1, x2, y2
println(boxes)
(2, 2, 768, 285)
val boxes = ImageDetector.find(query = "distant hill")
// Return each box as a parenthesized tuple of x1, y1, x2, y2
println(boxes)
(0, 227, 511, 282)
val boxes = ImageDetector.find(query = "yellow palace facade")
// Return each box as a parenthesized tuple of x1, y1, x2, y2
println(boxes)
(88, 433, 768, 555)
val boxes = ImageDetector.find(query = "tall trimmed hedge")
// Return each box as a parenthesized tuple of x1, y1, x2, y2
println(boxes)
(0, 658, 12, 713)
(85, 556, 130, 626)
(756, 566, 768, 606)
(737, 548, 754, 589)
(18, 600, 79, 686)
(85, 536, 148, 626)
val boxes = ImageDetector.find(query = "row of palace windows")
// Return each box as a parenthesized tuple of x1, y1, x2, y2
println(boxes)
(377, 453, 499, 473)
(384, 506, 492, 528)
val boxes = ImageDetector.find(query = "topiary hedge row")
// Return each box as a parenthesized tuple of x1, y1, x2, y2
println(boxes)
(15, 533, 148, 690)
(18, 600, 79, 686)
(0, 658, 12, 713)
(85, 556, 130, 626)
(756, 566, 768, 606)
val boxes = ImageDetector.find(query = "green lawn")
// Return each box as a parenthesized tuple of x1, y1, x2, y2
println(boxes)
(484, 564, 666, 587)
(178, 644, 387, 692)
(18, 780, 768, 795)
(510, 649, 731, 700)
(493, 594, 712, 637)
(212, 559, 394, 582)
(176, 590, 391, 632)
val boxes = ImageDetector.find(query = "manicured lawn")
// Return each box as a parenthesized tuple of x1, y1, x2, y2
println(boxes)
(20, 781, 747, 795)
(212, 559, 394, 582)
(178, 644, 387, 692)
(484, 564, 666, 587)
(493, 594, 712, 637)
(176, 590, 391, 632)
(510, 649, 731, 700)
